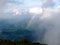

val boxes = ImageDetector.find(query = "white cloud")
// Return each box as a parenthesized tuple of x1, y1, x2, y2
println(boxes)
(40, 8, 53, 20)
(12, 9, 21, 15)
(28, 7, 43, 14)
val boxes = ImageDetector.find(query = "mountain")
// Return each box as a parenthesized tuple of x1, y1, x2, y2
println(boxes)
(0, 13, 47, 43)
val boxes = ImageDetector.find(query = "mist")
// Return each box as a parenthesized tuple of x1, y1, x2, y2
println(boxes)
(0, 0, 60, 45)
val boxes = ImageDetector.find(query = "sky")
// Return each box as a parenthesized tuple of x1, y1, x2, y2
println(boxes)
(0, 0, 60, 45)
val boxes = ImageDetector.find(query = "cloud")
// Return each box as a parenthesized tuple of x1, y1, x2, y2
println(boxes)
(42, 0, 55, 8)
(7, 0, 23, 5)
(40, 6, 60, 45)
(28, 7, 43, 14)
(0, 0, 7, 18)
(26, 6, 60, 45)
(40, 8, 53, 19)
(0, 0, 60, 45)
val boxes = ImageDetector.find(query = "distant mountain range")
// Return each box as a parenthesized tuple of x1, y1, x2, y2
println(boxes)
(0, 13, 46, 43)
